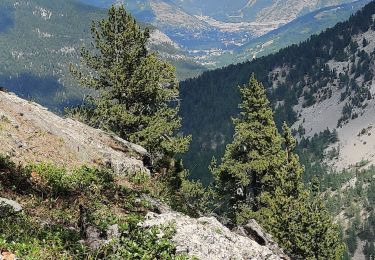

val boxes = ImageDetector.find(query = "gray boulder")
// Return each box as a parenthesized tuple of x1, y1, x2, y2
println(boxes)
(82, 224, 121, 251)
(142, 211, 289, 260)
(0, 198, 22, 217)
(234, 219, 289, 259)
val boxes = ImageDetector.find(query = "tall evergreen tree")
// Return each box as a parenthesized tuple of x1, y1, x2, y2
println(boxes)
(70, 6, 190, 167)
(257, 177, 344, 259)
(211, 74, 285, 218)
(301, 178, 345, 259)
(213, 74, 344, 259)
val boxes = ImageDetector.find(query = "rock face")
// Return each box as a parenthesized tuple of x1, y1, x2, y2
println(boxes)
(143, 212, 289, 260)
(0, 91, 149, 175)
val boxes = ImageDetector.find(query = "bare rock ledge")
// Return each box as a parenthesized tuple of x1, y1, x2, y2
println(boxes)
(0, 91, 149, 175)
(142, 211, 289, 260)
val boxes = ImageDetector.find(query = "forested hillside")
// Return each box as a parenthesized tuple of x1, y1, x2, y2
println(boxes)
(181, 2, 375, 257)
(181, 0, 375, 181)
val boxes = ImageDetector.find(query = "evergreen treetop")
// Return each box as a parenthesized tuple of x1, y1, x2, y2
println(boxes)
(212, 74, 285, 215)
(70, 5, 190, 167)
(213, 74, 344, 259)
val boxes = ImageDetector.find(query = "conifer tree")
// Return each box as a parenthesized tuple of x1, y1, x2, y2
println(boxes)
(211, 74, 285, 218)
(213, 74, 344, 258)
(255, 128, 344, 259)
(70, 6, 190, 166)
(282, 122, 304, 197)
(302, 178, 345, 259)
(258, 180, 344, 258)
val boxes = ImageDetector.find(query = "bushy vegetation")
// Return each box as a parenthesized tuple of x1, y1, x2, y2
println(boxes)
(0, 154, 190, 259)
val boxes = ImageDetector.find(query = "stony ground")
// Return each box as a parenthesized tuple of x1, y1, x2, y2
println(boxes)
(0, 90, 148, 175)
(142, 211, 289, 260)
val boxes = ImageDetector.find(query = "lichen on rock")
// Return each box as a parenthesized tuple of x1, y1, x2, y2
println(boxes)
(142, 211, 289, 260)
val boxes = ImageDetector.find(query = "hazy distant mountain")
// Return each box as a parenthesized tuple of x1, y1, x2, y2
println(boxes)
(171, 0, 357, 22)
(212, 0, 372, 67)
(0, 0, 203, 110)
(79, 0, 367, 67)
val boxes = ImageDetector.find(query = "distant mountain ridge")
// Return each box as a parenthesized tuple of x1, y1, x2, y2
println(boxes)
(231, 0, 373, 64)
(79, 0, 366, 67)
(204, 0, 372, 67)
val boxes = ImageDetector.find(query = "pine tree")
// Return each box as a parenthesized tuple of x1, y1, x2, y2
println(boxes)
(70, 6, 190, 167)
(301, 178, 345, 259)
(278, 123, 305, 197)
(256, 133, 344, 259)
(212, 74, 285, 219)
(213, 74, 344, 258)
(267, 177, 344, 259)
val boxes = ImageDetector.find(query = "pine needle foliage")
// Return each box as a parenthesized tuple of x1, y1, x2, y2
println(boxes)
(212, 74, 344, 259)
(70, 6, 191, 167)
(211, 74, 285, 216)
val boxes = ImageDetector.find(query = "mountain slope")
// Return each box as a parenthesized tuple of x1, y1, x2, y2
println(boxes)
(0, 89, 288, 259)
(0, 0, 203, 110)
(181, 0, 375, 181)
(180, 1, 375, 257)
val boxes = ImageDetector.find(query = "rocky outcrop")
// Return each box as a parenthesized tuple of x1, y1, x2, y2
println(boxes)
(0, 91, 291, 260)
(0, 91, 149, 175)
(234, 219, 288, 258)
(0, 198, 22, 217)
(142, 211, 289, 260)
